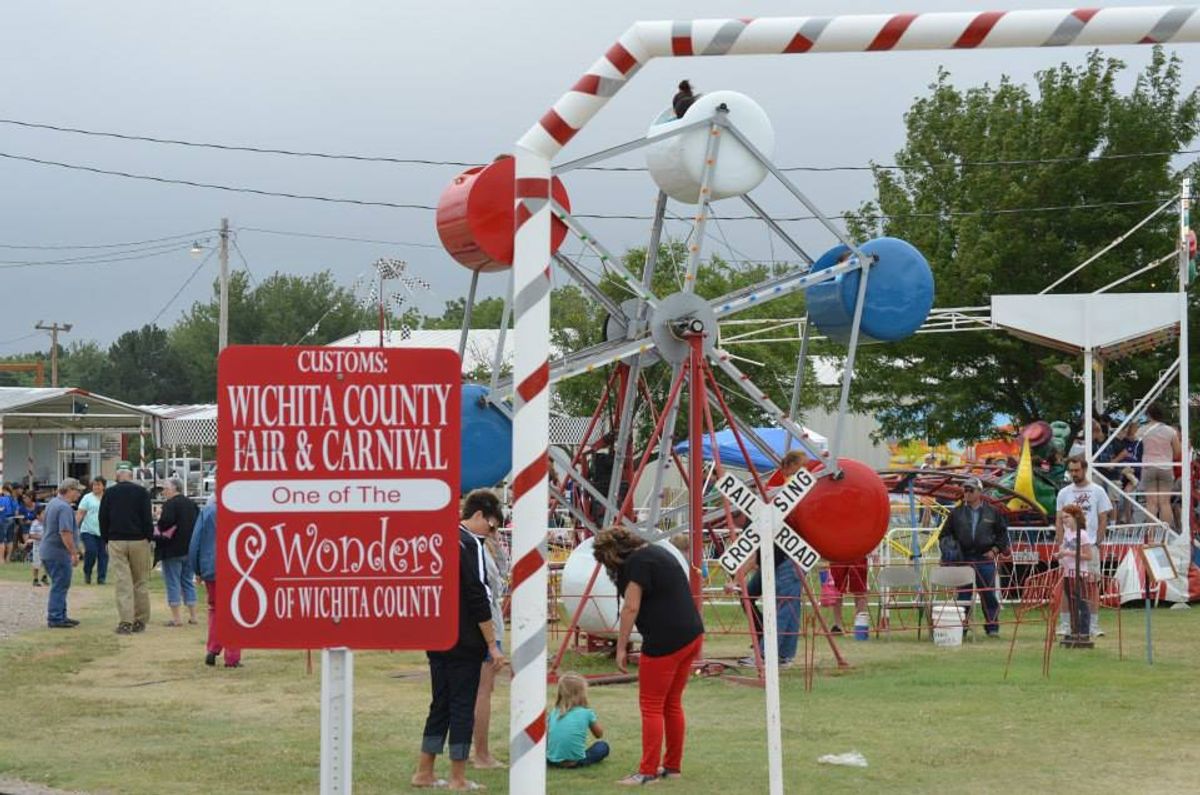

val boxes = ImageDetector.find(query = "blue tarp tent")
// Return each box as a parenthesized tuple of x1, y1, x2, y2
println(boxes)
(674, 426, 828, 471)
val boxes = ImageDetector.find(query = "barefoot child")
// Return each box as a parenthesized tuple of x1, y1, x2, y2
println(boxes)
(547, 673, 609, 768)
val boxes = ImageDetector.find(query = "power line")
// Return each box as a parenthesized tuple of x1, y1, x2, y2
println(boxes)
(237, 226, 442, 249)
(574, 196, 1181, 222)
(0, 239, 200, 266)
(0, 243, 198, 271)
(230, 237, 258, 287)
(0, 148, 1185, 223)
(0, 229, 213, 251)
(0, 331, 41, 346)
(0, 151, 437, 210)
(150, 246, 217, 326)
(0, 118, 478, 167)
(1, 116, 1195, 173)
(581, 149, 1200, 173)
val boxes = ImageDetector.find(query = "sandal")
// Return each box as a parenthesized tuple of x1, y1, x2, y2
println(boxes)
(410, 778, 448, 789)
(617, 773, 659, 786)
(448, 782, 485, 791)
(469, 757, 506, 769)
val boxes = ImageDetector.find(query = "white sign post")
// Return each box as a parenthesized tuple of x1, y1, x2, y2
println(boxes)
(320, 647, 354, 794)
(715, 468, 819, 795)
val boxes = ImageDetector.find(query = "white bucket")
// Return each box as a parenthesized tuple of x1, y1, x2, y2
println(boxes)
(931, 603, 964, 648)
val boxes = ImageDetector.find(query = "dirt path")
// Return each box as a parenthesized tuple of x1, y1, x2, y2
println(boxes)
(0, 777, 92, 795)
(0, 578, 101, 642)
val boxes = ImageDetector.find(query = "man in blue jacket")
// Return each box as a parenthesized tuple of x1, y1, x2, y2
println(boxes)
(412, 489, 508, 791)
(188, 496, 241, 668)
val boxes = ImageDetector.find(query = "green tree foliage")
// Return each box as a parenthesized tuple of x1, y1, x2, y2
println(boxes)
(170, 270, 376, 400)
(105, 325, 192, 404)
(58, 341, 112, 394)
(423, 296, 507, 330)
(844, 49, 1198, 443)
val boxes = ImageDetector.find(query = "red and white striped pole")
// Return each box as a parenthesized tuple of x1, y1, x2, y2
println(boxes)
(507, 143, 553, 794)
(508, 7, 1198, 792)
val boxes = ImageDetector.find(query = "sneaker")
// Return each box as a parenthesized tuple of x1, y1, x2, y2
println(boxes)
(616, 772, 659, 786)
(115, 623, 134, 635)
(63, 618, 80, 626)
(224, 662, 243, 669)
(1055, 623, 1069, 637)
(736, 655, 759, 667)
(131, 620, 146, 633)
(205, 652, 217, 667)
(47, 621, 75, 629)
(84, 576, 91, 585)
(1092, 627, 1105, 638)
(829, 625, 844, 636)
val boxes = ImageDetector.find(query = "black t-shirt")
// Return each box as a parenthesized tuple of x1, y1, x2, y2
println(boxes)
(617, 545, 704, 657)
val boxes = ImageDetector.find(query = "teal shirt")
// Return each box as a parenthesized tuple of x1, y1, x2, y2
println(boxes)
(547, 706, 597, 763)
(78, 492, 102, 536)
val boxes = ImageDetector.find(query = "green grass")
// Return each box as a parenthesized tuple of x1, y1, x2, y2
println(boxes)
(1, 562, 1198, 794)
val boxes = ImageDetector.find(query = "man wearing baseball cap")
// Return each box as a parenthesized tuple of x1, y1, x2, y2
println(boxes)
(939, 477, 1010, 637)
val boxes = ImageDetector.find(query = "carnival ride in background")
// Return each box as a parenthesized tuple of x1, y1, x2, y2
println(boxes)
(436, 89, 936, 671)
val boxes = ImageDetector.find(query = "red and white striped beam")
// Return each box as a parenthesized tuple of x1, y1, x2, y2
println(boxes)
(508, 7, 1198, 791)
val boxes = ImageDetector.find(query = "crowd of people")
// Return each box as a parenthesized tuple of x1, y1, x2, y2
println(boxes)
(0, 464, 237, 666)
(2, 403, 1184, 789)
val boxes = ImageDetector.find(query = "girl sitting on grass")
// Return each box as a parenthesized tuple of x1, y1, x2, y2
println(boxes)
(547, 673, 609, 769)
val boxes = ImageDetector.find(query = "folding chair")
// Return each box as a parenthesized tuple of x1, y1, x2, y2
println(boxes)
(875, 564, 924, 640)
(928, 565, 978, 643)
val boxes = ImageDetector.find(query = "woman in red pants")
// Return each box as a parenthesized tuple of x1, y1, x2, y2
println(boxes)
(593, 527, 704, 786)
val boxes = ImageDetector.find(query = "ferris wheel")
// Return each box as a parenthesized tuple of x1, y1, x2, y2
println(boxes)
(437, 89, 933, 567)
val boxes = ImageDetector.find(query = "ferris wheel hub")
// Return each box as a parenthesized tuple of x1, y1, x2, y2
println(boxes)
(649, 291, 718, 365)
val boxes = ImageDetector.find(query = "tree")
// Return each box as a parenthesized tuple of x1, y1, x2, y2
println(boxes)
(106, 325, 193, 404)
(843, 49, 1199, 443)
(58, 341, 112, 394)
(423, 296, 507, 330)
(170, 270, 376, 401)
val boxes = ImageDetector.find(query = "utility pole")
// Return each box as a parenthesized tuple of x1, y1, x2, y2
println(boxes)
(219, 217, 230, 352)
(34, 321, 72, 387)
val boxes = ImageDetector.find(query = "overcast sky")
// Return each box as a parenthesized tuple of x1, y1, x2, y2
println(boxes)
(1, 0, 1195, 355)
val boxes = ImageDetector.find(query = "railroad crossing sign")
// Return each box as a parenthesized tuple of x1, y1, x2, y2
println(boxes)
(715, 468, 820, 575)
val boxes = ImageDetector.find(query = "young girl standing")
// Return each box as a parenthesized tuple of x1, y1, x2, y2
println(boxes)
(547, 673, 609, 769)
(1056, 503, 1097, 638)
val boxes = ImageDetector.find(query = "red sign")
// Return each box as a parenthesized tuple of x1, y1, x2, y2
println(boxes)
(216, 346, 461, 649)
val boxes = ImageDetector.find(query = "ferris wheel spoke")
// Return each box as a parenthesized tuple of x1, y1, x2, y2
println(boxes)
(739, 194, 813, 264)
(708, 347, 832, 475)
(552, 252, 629, 320)
(553, 204, 659, 307)
(709, 255, 858, 318)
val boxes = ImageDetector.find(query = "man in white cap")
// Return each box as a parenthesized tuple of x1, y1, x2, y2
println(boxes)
(939, 477, 1010, 637)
